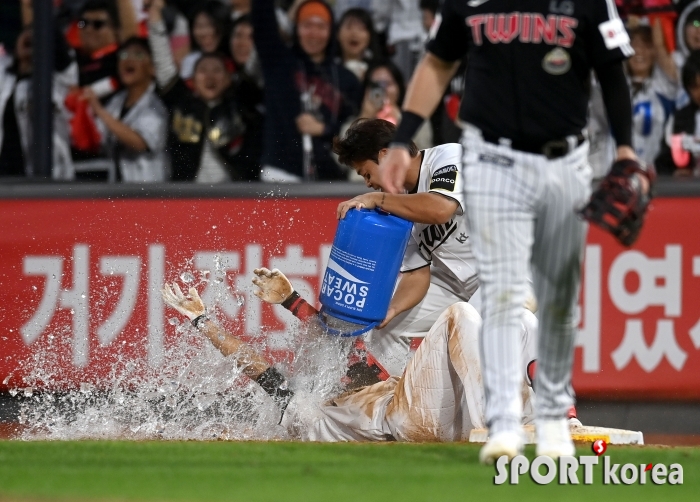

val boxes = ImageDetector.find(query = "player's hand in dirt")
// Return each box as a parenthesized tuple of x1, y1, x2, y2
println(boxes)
(378, 146, 411, 194)
(252, 268, 294, 304)
(336, 193, 380, 219)
(161, 282, 205, 320)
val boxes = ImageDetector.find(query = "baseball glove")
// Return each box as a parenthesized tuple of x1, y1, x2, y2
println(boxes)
(580, 159, 655, 247)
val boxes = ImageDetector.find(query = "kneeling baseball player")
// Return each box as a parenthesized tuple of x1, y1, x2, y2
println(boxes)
(162, 268, 532, 442)
(332, 119, 561, 423)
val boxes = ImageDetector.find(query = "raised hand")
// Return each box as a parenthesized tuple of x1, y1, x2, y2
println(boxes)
(161, 282, 205, 320)
(252, 268, 294, 304)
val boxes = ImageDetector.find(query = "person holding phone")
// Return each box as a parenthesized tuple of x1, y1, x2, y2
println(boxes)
(357, 62, 432, 149)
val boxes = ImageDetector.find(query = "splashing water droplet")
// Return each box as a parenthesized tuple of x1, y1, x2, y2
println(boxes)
(180, 272, 194, 283)
(81, 294, 86, 299)
(168, 317, 180, 326)
(8, 389, 18, 397)
(236, 295, 245, 307)
(32, 285, 37, 291)
(23, 387, 34, 398)
(2, 375, 10, 385)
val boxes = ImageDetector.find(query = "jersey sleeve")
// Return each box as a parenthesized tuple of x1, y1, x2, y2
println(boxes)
(427, 144, 465, 215)
(586, 0, 634, 65)
(425, 0, 470, 63)
(400, 237, 430, 273)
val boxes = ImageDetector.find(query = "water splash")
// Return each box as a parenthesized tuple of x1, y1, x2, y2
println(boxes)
(12, 287, 353, 442)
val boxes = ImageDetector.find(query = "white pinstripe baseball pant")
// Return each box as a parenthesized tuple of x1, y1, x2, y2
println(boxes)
(461, 126, 592, 435)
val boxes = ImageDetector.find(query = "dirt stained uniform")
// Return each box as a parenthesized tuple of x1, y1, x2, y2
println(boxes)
(282, 303, 535, 442)
(426, 0, 633, 435)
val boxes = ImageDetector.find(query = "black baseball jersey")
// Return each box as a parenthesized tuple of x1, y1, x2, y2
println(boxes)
(427, 0, 633, 145)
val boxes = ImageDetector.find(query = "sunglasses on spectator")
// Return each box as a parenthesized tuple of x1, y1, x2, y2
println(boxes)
(692, 20, 700, 28)
(78, 18, 109, 30)
(119, 50, 150, 61)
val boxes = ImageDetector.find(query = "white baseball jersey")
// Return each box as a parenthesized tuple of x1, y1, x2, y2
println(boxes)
(365, 144, 481, 376)
(282, 303, 535, 442)
(400, 144, 479, 301)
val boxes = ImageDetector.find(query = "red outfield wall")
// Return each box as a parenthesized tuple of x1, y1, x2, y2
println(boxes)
(0, 195, 699, 399)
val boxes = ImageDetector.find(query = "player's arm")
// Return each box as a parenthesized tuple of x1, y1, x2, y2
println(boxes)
(161, 282, 293, 411)
(252, 267, 336, 342)
(379, 54, 460, 193)
(337, 192, 458, 225)
(378, 265, 431, 328)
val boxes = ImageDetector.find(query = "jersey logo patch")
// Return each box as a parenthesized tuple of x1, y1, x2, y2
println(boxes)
(598, 18, 629, 50)
(430, 165, 458, 191)
(478, 153, 514, 167)
(542, 47, 571, 75)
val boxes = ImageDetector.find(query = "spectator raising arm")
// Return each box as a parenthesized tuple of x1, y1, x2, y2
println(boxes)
(148, 0, 178, 89)
(653, 17, 677, 82)
(116, 0, 139, 42)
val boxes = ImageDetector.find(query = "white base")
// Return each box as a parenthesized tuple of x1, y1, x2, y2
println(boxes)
(469, 424, 644, 446)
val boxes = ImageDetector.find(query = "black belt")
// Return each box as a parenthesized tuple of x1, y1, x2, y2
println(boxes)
(482, 133, 586, 160)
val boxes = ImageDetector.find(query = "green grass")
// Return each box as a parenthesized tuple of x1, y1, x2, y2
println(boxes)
(0, 441, 698, 501)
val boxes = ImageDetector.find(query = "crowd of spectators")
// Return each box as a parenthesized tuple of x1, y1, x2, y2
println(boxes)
(2, 0, 700, 182)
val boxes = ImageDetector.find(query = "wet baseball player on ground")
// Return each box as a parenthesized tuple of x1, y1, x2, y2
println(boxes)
(332, 119, 541, 424)
(162, 269, 520, 442)
(377, 1, 653, 463)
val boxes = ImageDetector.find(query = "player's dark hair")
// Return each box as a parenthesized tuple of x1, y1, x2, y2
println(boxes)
(333, 118, 418, 166)
(78, 0, 119, 27)
(682, 50, 700, 92)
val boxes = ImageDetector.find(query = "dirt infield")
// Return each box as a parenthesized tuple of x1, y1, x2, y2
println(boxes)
(2, 421, 699, 446)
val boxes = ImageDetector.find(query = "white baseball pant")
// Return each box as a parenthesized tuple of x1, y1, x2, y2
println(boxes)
(461, 126, 592, 435)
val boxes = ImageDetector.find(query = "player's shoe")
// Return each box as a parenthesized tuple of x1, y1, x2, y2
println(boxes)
(568, 405, 582, 427)
(479, 430, 524, 465)
(536, 418, 575, 459)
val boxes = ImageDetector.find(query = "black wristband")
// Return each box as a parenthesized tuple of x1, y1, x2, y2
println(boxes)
(281, 290, 301, 310)
(254, 367, 294, 415)
(191, 314, 209, 329)
(392, 111, 425, 146)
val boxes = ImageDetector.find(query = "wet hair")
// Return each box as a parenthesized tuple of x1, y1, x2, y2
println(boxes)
(333, 118, 418, 167)
(78, 0, 118, 27)
(119, 37, 151, 57)
(336, 8, 380, 62)
(188, 0, 229, 52)
(682, 50, 700, 91)
(362, 61, 407, 106)
(628, 25, 652, 47)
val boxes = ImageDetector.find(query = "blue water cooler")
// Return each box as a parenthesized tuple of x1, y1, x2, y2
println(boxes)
(318, 208, 412, 336)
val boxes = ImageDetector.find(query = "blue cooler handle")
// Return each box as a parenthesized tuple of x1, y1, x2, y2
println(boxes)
(317, 307, 378, 337)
